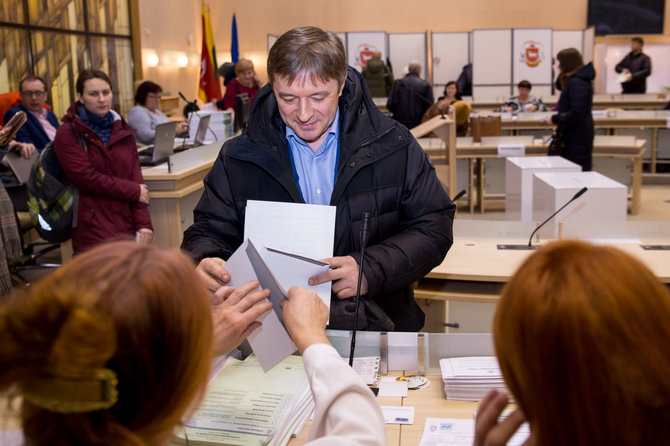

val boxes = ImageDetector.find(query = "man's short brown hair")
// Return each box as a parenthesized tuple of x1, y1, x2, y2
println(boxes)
(267, 26, 346, 87)
(19, 76, 47, 92)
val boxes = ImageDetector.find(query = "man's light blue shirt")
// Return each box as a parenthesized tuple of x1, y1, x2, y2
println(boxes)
(286, 109, 340, 206)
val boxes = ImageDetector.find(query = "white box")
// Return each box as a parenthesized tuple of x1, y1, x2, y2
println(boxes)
(532, 171, 627, 239)
(505, 156, 581, 221)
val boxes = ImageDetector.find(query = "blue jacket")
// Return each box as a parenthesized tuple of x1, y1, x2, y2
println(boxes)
(3, 103, 60, 151)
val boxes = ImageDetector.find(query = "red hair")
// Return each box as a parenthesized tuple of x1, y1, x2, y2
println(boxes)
(0, 241, 213, 445)
(494, 240, 670, 445)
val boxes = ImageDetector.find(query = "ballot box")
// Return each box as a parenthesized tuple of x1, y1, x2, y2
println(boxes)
(505, 156, 581, 221)
(532, 171, 627, 239)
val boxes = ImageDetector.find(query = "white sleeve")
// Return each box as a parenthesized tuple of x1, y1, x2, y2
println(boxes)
(303, 343, 386, 446)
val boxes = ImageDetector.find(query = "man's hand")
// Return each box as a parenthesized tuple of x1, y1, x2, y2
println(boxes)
(9, 141, 36, 159)
(196, 257, 231, 295)
(526, 104, 537, 112)
(280, 286, 330, 354)
(474, 390, 529, 446)
(211, 280, 273, 356)
(309, 255, 368, 299)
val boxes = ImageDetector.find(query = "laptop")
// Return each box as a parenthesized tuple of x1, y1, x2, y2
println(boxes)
(176, 114, 211, 151)
(5, 149, 38, 184)
(139, 121, 177, 166)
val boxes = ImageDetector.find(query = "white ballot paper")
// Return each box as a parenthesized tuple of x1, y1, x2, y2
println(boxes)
(225, 200, 336, 372)
(245, 200, 336, 310)
(419, 417, 529, 446)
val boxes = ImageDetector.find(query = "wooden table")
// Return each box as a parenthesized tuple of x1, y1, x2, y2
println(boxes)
(141, 150, 217, 249)
(414, 238, 670, 332)
(471, 94, 668, 113)
(498, 111, 670, 173)
(288, 374, 478, 445)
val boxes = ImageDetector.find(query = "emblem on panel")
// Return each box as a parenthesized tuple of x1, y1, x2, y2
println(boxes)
(521, 41, 544, 67)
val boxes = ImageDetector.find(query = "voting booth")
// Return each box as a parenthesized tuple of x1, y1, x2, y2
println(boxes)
(506, 156, 581, 221)
(532, 171, 627, 239)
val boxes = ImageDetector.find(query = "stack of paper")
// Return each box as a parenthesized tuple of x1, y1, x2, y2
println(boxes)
(439, 356, 508, 401)
(172, 354, 313, 446)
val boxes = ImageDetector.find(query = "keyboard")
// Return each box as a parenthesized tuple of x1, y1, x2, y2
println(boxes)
(138, 146, 154, 157)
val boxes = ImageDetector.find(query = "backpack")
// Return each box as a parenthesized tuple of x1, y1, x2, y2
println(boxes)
(26, 128, 87, 243)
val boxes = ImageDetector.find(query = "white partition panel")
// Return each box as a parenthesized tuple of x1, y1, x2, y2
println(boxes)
(431, 32, 470, 85)
(267, 34, 278, 52)
(346, 31, 386, 72)
(583, 27, 595, 63)
(552, 30, 583, 59)
(473, 29, 512, 85)
(472, 29, 512, 99)
(512, 28, 552, 86)
(389, 33, 428, 81)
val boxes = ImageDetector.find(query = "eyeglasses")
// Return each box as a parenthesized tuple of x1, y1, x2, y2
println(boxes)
(146, 94, 161, 100)
(21, 90, 46, 98)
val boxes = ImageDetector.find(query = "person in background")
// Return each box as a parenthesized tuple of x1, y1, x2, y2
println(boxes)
(615, 37, 652, 94)
(54, 69, 153, 253)
(387, 60, 433, 129)
(217, 58, 261, 111)
(127, 81, 188, 145)
(544, 48, 594, 171)
(474, 240, 670, 446)
(421, 80, 471, 136)
(361, 50, 394, 97)
(500, 80, 547, 113)
(3, 76, 58, 152)
(0, 241, 385, 445)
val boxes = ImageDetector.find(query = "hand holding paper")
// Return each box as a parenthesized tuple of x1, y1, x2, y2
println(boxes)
(211, 280, 273, 356)
(196, 257, 231, 295)
(280, 286, 330, 354)
(310, 255, 368, 299)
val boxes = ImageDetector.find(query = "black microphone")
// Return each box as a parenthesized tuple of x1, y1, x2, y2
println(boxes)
(349, 211, 371, 367)
(497, 187, 588, 250)
(178, 92, 199, 149)
(452, 189, 467, 201)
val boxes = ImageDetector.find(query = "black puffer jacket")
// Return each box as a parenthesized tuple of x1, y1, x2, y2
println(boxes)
(552, 63, 595, 171)
(181, 67, 455, 331)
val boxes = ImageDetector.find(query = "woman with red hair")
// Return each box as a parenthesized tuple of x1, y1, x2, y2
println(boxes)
(475, 240, 670, 445)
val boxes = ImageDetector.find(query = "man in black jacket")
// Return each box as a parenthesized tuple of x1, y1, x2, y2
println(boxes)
(386, 61, 433, 129)
(181, 26, 455, 332)
(615, 37, 652, 94)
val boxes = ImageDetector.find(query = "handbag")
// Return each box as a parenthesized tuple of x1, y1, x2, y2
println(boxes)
(547, 116, 565, 156)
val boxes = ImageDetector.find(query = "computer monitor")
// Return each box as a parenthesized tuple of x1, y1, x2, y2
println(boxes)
(234, 93, 251, 132)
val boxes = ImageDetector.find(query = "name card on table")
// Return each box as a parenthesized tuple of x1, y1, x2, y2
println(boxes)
(592, 109, 609, 118)
(497, 143, 526, 158)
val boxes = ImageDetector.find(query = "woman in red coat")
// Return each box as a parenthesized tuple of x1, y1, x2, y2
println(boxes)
(54, 69, 153, 253)
(218, 59, 261, 110)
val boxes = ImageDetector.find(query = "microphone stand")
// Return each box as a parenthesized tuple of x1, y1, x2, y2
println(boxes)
(179, 92, 198, 150)
(349, 212, 371, 367)
(497, 187, 588, 250)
